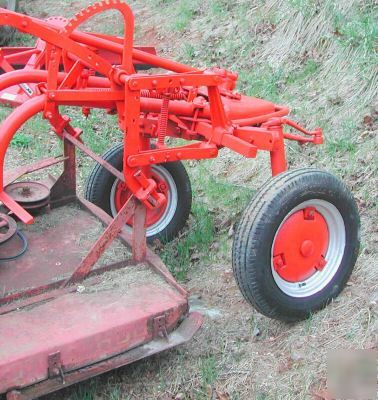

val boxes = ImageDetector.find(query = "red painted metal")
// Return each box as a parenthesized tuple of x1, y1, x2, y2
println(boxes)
(0, 2, 326, 396)
(0, 1, 324, 223)
(4, 156, 67, 187)
(273, 208, 330, 282)
(0, 283, 188, 393)
(4, 312, 203, 400)
(64, 196, 136, 285)
(114, 170, 168, 227)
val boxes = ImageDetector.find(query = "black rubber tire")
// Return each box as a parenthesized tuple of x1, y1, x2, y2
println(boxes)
(232, 168, 360, 322)
(85, 143, 192, 243)
(0, 0, 19, 46)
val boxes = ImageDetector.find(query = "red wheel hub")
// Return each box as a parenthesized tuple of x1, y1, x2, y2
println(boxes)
(272, 207, 329, 282)
(113, 171, 169, 227)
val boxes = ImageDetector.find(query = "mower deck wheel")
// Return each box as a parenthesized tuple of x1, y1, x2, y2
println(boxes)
(232, 168, 360, 322)
(85, 143, 192, 243)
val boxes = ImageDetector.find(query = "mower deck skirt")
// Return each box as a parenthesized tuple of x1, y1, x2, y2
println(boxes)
(0, 281, 189, 393)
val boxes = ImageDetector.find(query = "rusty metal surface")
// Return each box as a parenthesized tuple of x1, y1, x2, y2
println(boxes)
(4, 181, 50, 206)
(0, 283, 190, 394)
(49, 139, 76, 208)
(4, 312, 203, 400)
(79, 197, 187, 296)
(64, 197, 136, 286)
(64, 132, 125, 182)
(4, 156, 67, 187)
(0, 206, 104, 300)
(0, 213, 17, 244)
(132, 200, 147, 262)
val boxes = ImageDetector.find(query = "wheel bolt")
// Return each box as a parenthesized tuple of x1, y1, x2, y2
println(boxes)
(300, 240, 314, 257)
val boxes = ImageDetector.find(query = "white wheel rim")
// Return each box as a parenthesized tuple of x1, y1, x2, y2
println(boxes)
(110, 165, 178, 238)
(271, 199, 346, 298)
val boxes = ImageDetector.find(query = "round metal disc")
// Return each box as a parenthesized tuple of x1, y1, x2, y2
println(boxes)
(0, 213, 17, 244)
(5, 181, 50, 205)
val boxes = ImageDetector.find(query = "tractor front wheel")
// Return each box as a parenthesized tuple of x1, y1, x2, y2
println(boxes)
(85, 143, 192, 244)
(232, 168, 360, 322)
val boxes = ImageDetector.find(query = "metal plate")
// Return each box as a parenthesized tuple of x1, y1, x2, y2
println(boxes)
(0, 283, 188, 394)
(0, 213, 17, 244)
(4, 181, 50, 205)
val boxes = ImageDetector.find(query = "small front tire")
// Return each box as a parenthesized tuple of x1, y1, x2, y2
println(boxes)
(85, 143, 192, 243)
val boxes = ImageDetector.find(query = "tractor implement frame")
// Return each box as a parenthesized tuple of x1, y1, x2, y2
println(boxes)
(0, 1, 327, 397)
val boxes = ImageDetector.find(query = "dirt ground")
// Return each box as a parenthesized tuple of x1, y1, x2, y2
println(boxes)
(1, 0, 377, 399)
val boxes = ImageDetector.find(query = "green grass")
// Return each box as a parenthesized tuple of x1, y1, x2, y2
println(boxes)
(71, 381, 98, 400)
(169, 0, 199, 32)
(10, 132, 33, 148)
(161, 202, 215, 281)
(200, 354, 218, 386)
(160, 158, 252, 281)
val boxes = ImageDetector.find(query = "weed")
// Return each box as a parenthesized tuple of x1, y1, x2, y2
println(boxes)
(161, 202, 215, 281)
(170, 0, 198, 32)
(11, 133, 32, 148)
(200, 354, 218, 386)
(304, 313, 314, 334)
(326, 137, 357, 156)
(181, 42, 196, 61)
(71, 381, 98, 400)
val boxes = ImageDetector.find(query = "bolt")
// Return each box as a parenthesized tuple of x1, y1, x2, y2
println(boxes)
(129, 157, 136, 166)
(21, 187, 32, 197)
(273, 254, 285, 271)
(300, 240, 314, 257)
(315, 256, 327, 271)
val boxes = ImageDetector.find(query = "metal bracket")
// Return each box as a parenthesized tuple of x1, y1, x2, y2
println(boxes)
(153, 315, 169, 340)
(48, 351, 65, 384)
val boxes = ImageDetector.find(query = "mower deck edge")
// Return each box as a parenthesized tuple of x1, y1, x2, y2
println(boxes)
(5, 312, 203, 400)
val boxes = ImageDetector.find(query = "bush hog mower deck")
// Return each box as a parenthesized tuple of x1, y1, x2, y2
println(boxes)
(0, 1, 360, 398)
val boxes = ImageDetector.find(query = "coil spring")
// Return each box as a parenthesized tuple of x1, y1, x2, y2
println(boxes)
(140, 90, 186, 100)
(157, 94, 170, 147)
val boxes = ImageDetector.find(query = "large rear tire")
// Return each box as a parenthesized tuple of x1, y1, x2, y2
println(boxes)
(232, 168, 360, 322)
(0, 1, 19, 46)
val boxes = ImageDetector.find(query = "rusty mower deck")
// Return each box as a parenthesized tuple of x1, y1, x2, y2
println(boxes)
(0, 140, 202, 399)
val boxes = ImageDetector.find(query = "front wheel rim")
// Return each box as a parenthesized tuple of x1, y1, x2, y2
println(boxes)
(110, 165, 179, 238)
(271, 199, 346, 298)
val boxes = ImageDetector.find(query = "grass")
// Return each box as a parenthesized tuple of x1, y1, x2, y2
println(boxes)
(161, 202, 215, 281)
